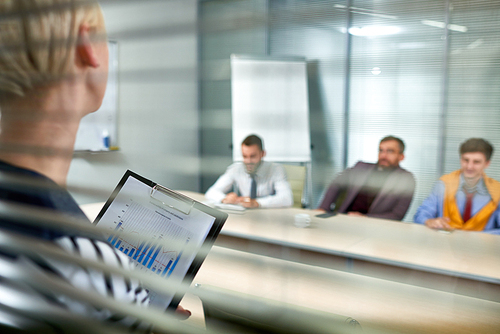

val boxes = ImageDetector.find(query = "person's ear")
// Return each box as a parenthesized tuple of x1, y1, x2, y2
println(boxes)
(261, 150, 266, 159)
(76, 24, 100, 68)
(398, 153, 405, 162)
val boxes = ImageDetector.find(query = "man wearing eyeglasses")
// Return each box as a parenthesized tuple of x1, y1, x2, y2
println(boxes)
(318, 136, 415, 221)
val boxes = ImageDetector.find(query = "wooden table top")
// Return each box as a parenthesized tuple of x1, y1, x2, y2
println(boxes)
(178, 191, 500, 284)
(194, 246, 500, 334)
(80, 195, 500, 333)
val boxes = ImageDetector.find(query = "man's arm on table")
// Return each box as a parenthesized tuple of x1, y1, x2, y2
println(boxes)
(481, 205, 500, 235)
(365, 171, 416, 221)
(414, 181, 453, 230)
(318, 168, 352, 212)
(205, 165, 237, 203)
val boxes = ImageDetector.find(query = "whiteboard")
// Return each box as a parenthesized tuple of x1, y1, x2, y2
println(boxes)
(231, 55, 311, 162)
(74, 41, 118, 151)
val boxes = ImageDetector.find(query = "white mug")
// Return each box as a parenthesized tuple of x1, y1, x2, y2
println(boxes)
(294, 213, 311, 228)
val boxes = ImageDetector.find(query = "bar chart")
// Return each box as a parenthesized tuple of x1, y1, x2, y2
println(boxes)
(106, 201, 193, 278)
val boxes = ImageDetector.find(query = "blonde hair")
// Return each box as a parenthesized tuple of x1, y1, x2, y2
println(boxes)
(0, 0, 103, 97)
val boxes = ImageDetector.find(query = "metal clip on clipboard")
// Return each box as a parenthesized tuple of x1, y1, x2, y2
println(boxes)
(150, 185, 194, 215)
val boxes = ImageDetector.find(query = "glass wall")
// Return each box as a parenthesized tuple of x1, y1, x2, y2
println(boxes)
(199, 0, 268, 191)
(347, 0, 446, 218)
(268, 0, 348, 211)
(199, 0, 500, 220)
(446, 1, 500, 175)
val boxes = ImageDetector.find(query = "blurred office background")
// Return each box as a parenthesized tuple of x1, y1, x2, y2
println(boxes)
(68, 0, 500, 222)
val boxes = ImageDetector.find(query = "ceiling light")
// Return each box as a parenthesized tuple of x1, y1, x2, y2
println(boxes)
(334, 4, 398, 19)
(421, 20, 468, 33)
(467, 39, 484, 49)
(348, 26, 401, 36)
(371, 67, 381, 75)
(448, 24, 468, 33)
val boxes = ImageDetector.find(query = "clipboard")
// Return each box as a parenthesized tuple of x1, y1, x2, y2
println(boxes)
(93, 170, 227, 311)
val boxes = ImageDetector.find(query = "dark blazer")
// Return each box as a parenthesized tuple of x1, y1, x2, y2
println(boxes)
(319, 162, 415, 221)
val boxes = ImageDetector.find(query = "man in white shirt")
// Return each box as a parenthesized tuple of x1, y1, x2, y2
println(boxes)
(206, 135, 293, 208)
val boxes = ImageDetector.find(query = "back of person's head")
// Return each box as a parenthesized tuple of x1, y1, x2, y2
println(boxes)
(460, 138, 494, 161)
(380, 135, 405, 154)
(0, 0, 105, 98)
(242, 134, 264, 151)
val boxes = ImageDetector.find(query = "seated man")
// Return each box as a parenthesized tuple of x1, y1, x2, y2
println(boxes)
(414, 138, 500, 233)
(318, 136, 415, 220)
(205, 135, 293, 208)
(0, 0, 188, 329)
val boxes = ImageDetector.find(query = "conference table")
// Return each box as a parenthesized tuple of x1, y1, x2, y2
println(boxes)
(180, 191, 500, 298)
(182, 191, 500, 333)
(195, 246, 500, 334)
(81, 191, 500, 333)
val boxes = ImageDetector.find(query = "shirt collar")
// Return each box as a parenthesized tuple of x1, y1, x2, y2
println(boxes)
(459, 174, 489, 195)
(376, 164, 398, 172)
(248, 161, 266, 178)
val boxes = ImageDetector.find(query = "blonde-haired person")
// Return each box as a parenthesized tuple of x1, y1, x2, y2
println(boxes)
(0, 0, 189, 330)
(0, 0, 108, 182)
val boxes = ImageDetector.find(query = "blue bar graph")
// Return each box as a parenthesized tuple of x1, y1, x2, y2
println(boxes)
(143, 245, 157, 266)
(147, 247, 161, 269)
(167, 252, 183, 277)
(110, 235, 119, 246)
(107, 222, 123, 243)
(161, 259, 173, 277)
(134, 242, 145, 260)
(120, 236, 188, 280)
(137, 243, 150, 263)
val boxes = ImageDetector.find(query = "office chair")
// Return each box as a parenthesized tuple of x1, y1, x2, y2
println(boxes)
(282, 164, 307, 208)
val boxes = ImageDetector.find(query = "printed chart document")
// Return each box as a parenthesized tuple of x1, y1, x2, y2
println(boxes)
(93, 170, 227, 310)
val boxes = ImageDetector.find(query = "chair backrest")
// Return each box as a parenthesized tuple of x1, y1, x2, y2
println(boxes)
(282, 164, 306, 208)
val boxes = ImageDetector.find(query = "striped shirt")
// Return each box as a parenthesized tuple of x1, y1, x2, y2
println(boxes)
(0, 161, 151, 331)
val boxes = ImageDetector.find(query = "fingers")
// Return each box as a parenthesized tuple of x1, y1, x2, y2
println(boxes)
(224, 195, 257, 208)
(238, 197, 252, 208)
(239, 201, 251, 208)
(237, 197, 259, 208)
(347, 212, 364, 217)
(425, 218, 454, 231)
(437, 222, 453, 231)
(222, 193, 238, 204)
(175, 305, 192, 320)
